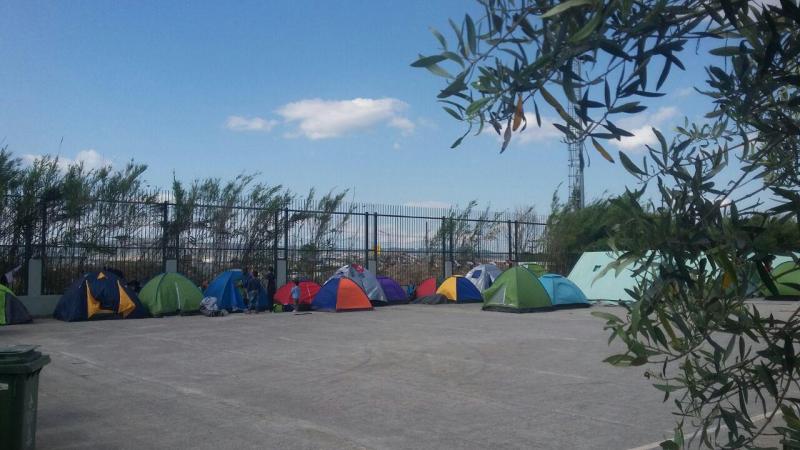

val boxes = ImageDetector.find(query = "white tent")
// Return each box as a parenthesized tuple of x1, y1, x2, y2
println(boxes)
(465, 263, 502, 292)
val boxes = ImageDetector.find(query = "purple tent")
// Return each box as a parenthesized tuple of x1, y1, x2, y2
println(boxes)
(377, 276, 408, 304)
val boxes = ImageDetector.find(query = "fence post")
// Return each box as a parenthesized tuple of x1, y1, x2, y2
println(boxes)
(364, 212, 369, 267)
(161, 201, 168, 272)
(513, 220, 519, 263)
(507, 220, 513, 263)
(441, 216, 447, 279)
(368, 212, 378, 273)
(278, 208, 289, 285)
(39, 199, 47, 260)
(449, 218, 454, 263)
(273, 209, 279, 280)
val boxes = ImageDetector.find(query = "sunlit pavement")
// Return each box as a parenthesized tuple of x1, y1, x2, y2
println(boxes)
(1, 301, 796, 449)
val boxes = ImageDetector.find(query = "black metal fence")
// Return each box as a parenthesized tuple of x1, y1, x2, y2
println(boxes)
(1, 194, 556, 295)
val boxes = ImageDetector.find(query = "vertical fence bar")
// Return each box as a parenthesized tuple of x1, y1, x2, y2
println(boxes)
(283, 208, 289, 260)
(364, 212, 369, 266)
(441, 216, 446, 279)
(161, 201, 168, 272)
(513, 221, 519, 263)
(448, 218, 454, 264)
(507, 220, 513, 262)
(39, 199, 47, 259)
(273, 209, 279, 272)
(372, 212, 378, 262)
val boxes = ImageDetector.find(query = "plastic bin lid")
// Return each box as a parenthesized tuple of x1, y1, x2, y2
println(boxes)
(0, 345, 49, 372)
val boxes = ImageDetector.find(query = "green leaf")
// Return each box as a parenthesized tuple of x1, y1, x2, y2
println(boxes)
(465, 97, 493, 117)
(603, 354, 636, 366)
(438, 74, 467, 99)
(591, 138, 615, 163)
(465, 14, 477, 55)
(610, 102, 646, 114)
(709, 46, 745, 56)
(411, 54, 447, 68)
(619, 151, 647, 176)
(541, 0, 593, 19)
(430, 27, 447, 50)
(570, 12, 603, 42)
(756, 364, 778, 397)
(425, 62, 453, 78)
(591, 311, 622, 322)
(659, 440, 679, 450)
(442, 107, 462, 121)
(653, 127, 667, 154)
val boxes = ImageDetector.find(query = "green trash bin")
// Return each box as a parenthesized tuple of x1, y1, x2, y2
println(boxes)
(0, 345, 51, 450)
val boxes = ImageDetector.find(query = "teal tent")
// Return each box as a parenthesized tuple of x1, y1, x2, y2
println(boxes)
(567, 252, 641, 303)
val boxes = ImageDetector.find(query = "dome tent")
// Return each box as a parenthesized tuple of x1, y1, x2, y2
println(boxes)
(275, 280, 321, 310)
(538, 274, 590, 308)
(414, 277, 438, 299)
(204, 270, 246, 311)
(139, 273, 204, 316)
(436, 276, 483, 303)
(377, 276, 408, 304)
(0, 284, 32, 325)
(54, 271, 147, 322)
(327, 264, 387, 304)
(482, 267, 552, 313)
(465, 264, 502, 292)
(312, 278, 373, 312)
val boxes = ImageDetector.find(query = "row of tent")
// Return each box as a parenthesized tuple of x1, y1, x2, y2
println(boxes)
(47, 262, 585, 320)
(2, 255, 798, 325)
(411, 265, 590, 313)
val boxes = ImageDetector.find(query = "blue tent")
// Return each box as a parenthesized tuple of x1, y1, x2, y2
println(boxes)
(436, 276, 483, 303)
(54, 271, 147, 322)
(311, 278, 373, 312)
(538, 274, 590, 308)
(204, 270, 247, 311)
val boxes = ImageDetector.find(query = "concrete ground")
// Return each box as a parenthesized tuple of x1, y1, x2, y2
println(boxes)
(1, 301, 797, 449)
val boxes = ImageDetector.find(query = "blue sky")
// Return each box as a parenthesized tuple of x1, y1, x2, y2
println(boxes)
(1, 1, 721, 212)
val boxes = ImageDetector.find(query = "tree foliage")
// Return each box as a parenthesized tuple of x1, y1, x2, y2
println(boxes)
(418, 0, 800, 447)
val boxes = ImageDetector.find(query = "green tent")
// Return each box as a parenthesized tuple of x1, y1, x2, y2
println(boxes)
(518, 262, 546, 277)
(769, 261, 800, 297)
(0, 284, 33, 325)
(139, 273, 203, 316)
(482, 267, 552, 313)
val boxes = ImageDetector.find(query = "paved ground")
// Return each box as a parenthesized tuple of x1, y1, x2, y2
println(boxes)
(1, 301, 797, 449)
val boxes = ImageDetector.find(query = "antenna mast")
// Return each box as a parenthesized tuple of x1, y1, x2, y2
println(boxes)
(566, 59, 585, 210)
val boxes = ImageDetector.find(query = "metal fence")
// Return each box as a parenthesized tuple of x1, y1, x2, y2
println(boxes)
(0, 194, 556, 295)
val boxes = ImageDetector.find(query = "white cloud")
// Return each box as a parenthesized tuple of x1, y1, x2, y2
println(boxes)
(392, 142, 401, 150)
(613, 106, 679, 152)
(277, 98, 414, 140)
(224, 115, 278, 132)
(675, 87, 694, 97)
(389, 116, 415, 135)
(22, 149, 112, 171)
(403, 200, 451, 209)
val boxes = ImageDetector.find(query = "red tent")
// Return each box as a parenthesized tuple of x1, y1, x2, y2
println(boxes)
(274, 281, 321, 306)
(414, 277, 437, 299)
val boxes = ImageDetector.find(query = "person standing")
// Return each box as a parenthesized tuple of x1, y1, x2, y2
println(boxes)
(265, 266, 276, 313)
(290, 279, 301, 312)
(246, 270, 262, 314)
